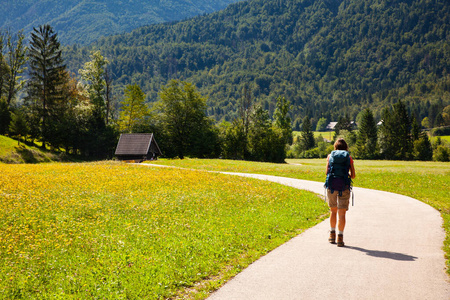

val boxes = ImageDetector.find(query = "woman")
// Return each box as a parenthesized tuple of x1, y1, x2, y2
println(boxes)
(325, 138, 356, 247)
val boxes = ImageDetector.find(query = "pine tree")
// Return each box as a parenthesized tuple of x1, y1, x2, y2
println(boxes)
(26, 24, 67, 148)
(355, 108, 378, 159)
(379, 101, 413, 160)
(394, 100, 413, 160)
(300, 116, 315, 151)
(273, 96, 293, 145)
(413, 131, 433, 161)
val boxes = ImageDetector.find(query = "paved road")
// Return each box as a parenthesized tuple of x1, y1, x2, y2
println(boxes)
(208, 173, 449, 300)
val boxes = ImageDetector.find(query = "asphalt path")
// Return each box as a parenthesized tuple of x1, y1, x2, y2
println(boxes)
(207, 173, 450, 300)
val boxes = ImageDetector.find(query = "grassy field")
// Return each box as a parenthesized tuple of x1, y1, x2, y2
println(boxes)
(147, 158, 450, 275)
(431, 135, 450, 143)
(0, 135, 60, 163)
(0, 162, 328, 299)
(293, 131, 334, 141)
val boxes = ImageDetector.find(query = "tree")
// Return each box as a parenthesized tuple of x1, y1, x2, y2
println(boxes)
(4, 30, 27, 107)
(220, 120, 246, 160)
(25, 24, 67, 148)
(316, 117, 327, 132)
(118, 84, 149, 133)
(421, 117, 431, 128)
(0, 32, 8, 101)
(273, 96, 293, 145)
(379, 101, 412, 160)
(0, 99, 10, 134)
(442, 105, 450, 126)
(354, 108, 378, 159)
(9, 109, 29, 144)
(157, 80, 217, 159)
(300, 116, 315, 151)
(411, 116, 421, 141)
(413, 132, 432, 161)
(336, 114, 353, 133)
(248, 104, 286, 163)
(239, 84, 252, 155)
(79, 50, 109, 121)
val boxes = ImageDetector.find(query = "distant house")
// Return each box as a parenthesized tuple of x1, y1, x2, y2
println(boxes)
(326, 121, 358, 131)
(326, 122, 338, 131)
(115, 133, 162, 162)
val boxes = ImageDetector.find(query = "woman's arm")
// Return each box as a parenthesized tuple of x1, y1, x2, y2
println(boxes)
(349, 157, 356, 179)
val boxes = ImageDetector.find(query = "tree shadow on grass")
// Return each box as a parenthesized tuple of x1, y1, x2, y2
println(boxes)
(346, 246, 418, 261)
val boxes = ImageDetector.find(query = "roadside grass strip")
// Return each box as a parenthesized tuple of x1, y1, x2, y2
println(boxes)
(0, 162, 327, 299)
(148, 158, 450, 275)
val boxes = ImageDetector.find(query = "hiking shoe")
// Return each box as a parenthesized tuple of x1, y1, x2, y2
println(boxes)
(337, 234, 345, 247)
(328, 231, 336, 244)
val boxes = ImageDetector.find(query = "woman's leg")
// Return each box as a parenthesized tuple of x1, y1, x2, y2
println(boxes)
(330, 207, 338, 229)
(337, 208, 346, 232)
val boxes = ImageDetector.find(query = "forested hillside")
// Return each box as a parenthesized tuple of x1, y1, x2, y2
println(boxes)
(0, 0, 241, 45)
(64, 0, 450, 127)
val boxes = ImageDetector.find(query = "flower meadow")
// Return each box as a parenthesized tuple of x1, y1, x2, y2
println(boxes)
(0, 162, 328, 299)
(149, 158, 450, 274)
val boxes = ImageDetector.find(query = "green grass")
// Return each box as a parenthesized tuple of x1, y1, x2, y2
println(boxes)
(0, 135, 59, 163)
(0, 162, 328, 299)
(147, 158, 450, 275)
(293, 131, 334, 141)
(431, 135, 450, 143)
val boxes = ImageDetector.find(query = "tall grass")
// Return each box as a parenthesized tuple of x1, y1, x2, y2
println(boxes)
(148, 158, 450, 274)
(0, 162, 327, 299)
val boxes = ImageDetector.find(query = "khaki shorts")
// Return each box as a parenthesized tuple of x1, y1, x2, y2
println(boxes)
(327, 189, 350, 210)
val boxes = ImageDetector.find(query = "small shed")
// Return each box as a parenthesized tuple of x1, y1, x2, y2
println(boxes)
(115, 133, 162, 162)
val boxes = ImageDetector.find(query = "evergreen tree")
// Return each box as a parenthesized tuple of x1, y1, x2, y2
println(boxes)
(9, 109, 29, 144)
(394, 100, 413, 160)
(300, 116, 315, 151)
(25, 24, 67, 148)
(273, 96, 293, 145)
(354, 108, 378, 159)
(379, 101, 413, 160)
(336, 114, 353, 132)
(118, 84, 149, 133)
(411, 116, 420, 141)
(413, 132, 433, 161)
(0, 100, 10, 134)
(379, 108, 395, 159)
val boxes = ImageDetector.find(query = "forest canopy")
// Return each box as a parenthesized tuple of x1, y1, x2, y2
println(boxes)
(63, 0, 450, 128)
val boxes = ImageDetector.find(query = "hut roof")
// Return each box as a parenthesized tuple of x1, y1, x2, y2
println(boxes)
(115, 133, 161, 156)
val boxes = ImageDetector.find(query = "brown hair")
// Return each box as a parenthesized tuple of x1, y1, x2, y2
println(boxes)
(334, 138, 348, 150)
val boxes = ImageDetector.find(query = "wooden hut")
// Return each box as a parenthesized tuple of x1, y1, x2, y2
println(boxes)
(115, 133, 162, 162)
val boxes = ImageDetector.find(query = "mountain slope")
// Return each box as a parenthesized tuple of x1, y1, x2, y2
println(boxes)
(0, 0, 242, 45)
(64, 0, 450, 124)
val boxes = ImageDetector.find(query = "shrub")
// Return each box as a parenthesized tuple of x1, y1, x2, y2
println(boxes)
(433, 145, 450, 162)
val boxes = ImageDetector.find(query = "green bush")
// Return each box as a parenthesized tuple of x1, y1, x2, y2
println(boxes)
(433, 145, 450, 162)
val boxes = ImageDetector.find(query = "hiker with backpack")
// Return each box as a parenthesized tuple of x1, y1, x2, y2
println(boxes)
(325, 138, 356, 247)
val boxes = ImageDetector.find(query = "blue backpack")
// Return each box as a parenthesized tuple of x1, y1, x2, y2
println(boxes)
(325, 150, 352, 195)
